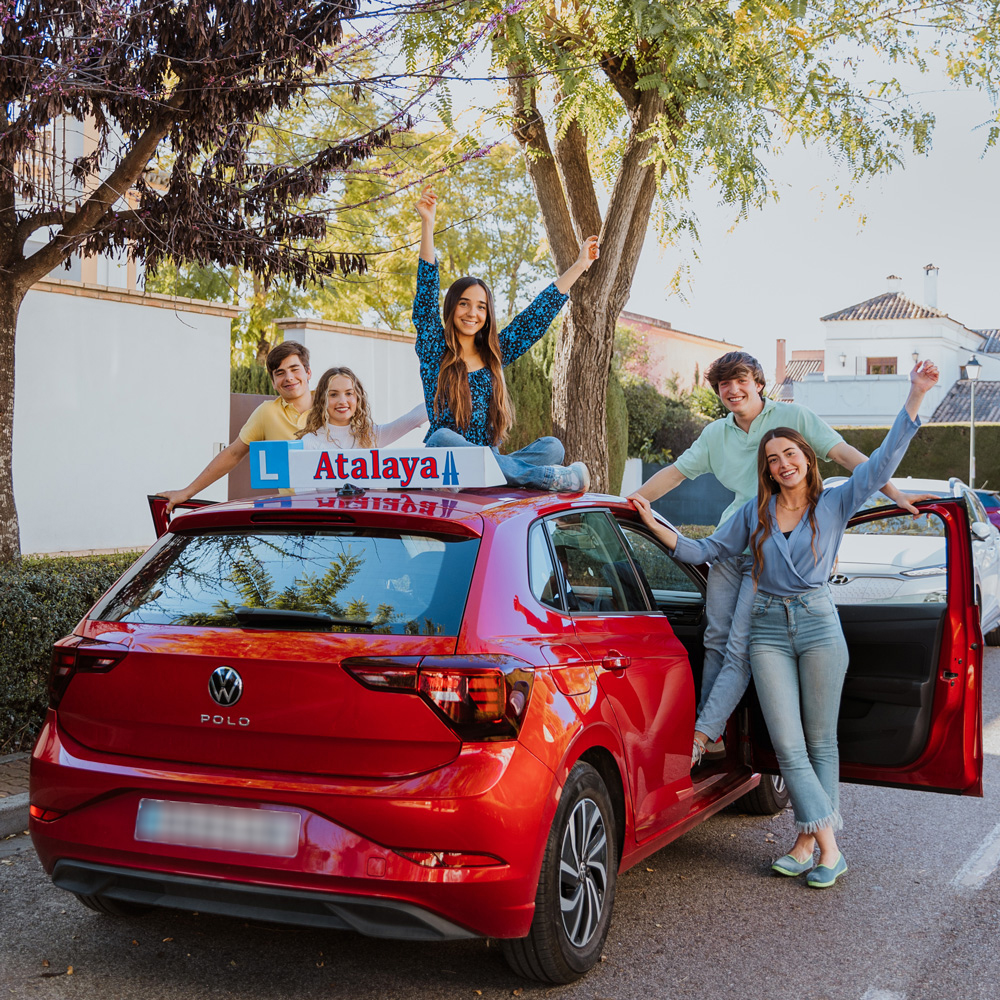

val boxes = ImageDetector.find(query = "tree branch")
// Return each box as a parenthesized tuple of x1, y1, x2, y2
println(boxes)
(508, 62, 579, 273)
(554, 118, 602, 239)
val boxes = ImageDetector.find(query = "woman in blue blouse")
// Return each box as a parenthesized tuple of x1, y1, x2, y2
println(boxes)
(413, 185, 598, 491)
(631, 360, 939, 888)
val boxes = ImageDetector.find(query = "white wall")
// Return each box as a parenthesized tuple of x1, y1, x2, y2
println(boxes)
(276, 320, 428, 447)
(792, 373, 945, 426)
(14, 284, 233, 554)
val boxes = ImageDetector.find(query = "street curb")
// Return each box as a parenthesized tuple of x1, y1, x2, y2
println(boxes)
(0, 792, 29, 838)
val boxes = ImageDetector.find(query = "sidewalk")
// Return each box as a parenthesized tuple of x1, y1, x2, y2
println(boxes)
(0, 752, 30, 838)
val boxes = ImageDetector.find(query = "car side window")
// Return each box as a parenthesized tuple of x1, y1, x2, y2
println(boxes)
(964, 489, 991, 528)
(528, 521, 563, 611)
(543, 511, 648, 614)
(618, 523, 703, 599)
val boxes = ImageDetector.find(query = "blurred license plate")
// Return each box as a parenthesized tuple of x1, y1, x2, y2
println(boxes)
(135, 799, 300, 857)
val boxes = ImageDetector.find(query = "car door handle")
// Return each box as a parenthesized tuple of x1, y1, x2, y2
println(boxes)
(602, 653, 631, 670)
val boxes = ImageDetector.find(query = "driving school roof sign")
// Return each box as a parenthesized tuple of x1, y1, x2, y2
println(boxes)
(250, 442, 506, 491)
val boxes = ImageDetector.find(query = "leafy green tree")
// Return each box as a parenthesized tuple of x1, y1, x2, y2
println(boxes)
(405, 0, 1000, 489)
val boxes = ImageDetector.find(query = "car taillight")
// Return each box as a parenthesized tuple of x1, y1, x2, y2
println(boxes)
(48, 636, 129, 708)
(342, 655, 533, 741)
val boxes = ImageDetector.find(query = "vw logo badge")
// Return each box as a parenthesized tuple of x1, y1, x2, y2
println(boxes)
(209, 666, 243, 706)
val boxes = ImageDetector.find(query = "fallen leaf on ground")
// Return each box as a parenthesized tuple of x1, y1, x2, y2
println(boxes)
(162, 938, 173, 943)
(66, 967, 74, 976)
(41, 960, 49, 968)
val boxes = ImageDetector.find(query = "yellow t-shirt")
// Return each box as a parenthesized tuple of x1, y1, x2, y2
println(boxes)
(238, 396, 310, 444)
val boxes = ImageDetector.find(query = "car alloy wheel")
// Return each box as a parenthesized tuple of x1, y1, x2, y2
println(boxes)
(502, 761, 618, 984)
(559, 797, 609, 948)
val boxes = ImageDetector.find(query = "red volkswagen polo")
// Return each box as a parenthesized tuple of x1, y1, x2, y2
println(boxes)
(30, 487, 983, 983)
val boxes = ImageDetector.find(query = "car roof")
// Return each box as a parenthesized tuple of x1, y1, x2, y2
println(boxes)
(168, 488, 633, 534)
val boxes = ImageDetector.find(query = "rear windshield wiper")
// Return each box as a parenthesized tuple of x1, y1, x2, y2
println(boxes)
(232, 606, 373, 630)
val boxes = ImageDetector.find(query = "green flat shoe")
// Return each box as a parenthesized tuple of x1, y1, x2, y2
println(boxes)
(771, 853, 814, 877)
(806, 853, 848, 888)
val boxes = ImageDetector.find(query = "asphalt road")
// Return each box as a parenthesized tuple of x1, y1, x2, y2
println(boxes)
(3, 649, 998, 1000)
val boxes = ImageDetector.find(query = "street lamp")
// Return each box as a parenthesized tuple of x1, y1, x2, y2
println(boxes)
(961, 354, 982, 487)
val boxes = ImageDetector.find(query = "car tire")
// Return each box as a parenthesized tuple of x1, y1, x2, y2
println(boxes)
(73, 893, 152, 917)
(501, 761, 617, 984)
(986, 625, 1000, 647)
(736, 773, 790, 815)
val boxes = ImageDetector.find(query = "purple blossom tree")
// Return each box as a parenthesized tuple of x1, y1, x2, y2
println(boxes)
(0, 0, 417, 559)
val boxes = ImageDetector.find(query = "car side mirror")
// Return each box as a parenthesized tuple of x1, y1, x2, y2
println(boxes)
(971, 522, 991, 542)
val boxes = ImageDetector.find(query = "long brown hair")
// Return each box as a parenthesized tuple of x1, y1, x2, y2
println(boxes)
(434, 276, 514, 445)
(297, 366, 375, 448)
(750, 427, 824, 583)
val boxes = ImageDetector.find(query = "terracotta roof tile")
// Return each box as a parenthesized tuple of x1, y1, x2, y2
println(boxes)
(929, 381, 1000, 422)
(821, 292, 946, 322)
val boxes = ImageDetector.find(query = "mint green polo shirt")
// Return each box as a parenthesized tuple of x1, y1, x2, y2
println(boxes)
(673, 398, 845, 525)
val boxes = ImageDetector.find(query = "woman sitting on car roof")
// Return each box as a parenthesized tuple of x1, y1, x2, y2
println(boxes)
(412, 184, 594, 493)
(632, 360, 940, 889)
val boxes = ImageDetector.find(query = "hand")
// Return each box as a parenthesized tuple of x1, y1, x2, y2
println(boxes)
(416, 184, 437, 224)
(910, 359, 939, 393)
(893, 491, 939, 517)
(157, 489, 190, 514)
(576, 235, 599, 270)
(629, 493, 658, 529)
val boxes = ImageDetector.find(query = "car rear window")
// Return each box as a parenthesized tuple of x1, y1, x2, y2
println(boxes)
(978, 492, 999, 511)
(92, 529, 480, 635)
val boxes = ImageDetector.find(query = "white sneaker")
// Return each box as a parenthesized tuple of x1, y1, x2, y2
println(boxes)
(551, 462, 591, 493)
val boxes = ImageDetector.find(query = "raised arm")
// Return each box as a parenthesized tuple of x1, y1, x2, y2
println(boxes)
(554, 236, 600, 294)
(417, 184, 437, 264)
(831, 361, 939, 518)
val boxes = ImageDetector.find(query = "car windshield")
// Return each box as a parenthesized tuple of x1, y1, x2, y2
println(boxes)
(842, 495, 946, 537)
(92, 528, 480, 635)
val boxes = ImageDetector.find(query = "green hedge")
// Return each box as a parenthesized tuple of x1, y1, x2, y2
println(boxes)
(830, 423, 1000, 487)
(0, 552, 140, 753)
(230, 364, 276, 395)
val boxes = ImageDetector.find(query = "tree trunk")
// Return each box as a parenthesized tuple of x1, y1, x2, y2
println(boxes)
(0, 279, 25, 561)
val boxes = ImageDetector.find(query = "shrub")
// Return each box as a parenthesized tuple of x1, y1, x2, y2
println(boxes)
(504, 336, 553, 453)
(0, 552, 140, 753)
(653, 399, 711, 459)
(231, 364, 276, 395)
(620, 375, 667, 459)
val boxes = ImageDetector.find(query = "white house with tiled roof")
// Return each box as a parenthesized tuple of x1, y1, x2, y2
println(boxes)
(791, 265, 1000, 425)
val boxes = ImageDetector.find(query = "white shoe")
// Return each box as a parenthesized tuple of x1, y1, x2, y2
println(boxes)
(551, 462, 590, 493)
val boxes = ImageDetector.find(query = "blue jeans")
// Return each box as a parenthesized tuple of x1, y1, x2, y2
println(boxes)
(695, 554, 754, 741)
(425, 428, 565, 489)
(749, 586, 849, 834)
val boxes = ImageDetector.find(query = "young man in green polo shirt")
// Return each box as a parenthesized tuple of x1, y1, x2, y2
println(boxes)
(629, 351, 927, 764)
(159, 341, 313, 512)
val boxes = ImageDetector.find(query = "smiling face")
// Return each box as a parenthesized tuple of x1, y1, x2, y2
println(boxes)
(717, 373, 764, 420)
(453, 284, 489, 338)
(765, 436, 811, 492)
(270, 354, 311, 403)
(325, 374, 358, 426)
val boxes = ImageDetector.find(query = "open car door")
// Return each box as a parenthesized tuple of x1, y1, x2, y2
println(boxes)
(147, 494, 215, 539)
(750, 498, 983, 796)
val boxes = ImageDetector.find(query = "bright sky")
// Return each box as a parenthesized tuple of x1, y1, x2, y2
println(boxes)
(445, 49, 999, 384)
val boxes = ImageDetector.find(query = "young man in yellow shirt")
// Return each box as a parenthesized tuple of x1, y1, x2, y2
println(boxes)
(158, 342, 312, 512)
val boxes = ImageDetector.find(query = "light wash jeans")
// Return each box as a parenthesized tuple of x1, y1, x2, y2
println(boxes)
(695, 554, 754, 741)
(425, 427, 565, 489)
(748, 585, 849, 834)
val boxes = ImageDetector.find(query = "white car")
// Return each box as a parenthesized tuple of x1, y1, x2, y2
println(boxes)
(827, 476, 1000, 646)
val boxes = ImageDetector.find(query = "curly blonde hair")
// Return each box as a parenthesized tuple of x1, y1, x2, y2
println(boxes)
(298, 367, 375, 448)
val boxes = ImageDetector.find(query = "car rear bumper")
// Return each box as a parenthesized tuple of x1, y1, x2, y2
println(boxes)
(52, 860, 475, 940)
(30, 713, 558, 939)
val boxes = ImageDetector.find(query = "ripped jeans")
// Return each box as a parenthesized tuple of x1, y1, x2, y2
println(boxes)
(749, 585, 849, 834)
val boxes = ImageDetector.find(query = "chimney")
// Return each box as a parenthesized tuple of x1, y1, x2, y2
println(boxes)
(776, 339, 787, 385)
(923, 263, 939, 308)
(886, 274, 903, 294)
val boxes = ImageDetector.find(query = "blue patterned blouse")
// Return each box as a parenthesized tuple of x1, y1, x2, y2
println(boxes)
(412, 257, 568, 446)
